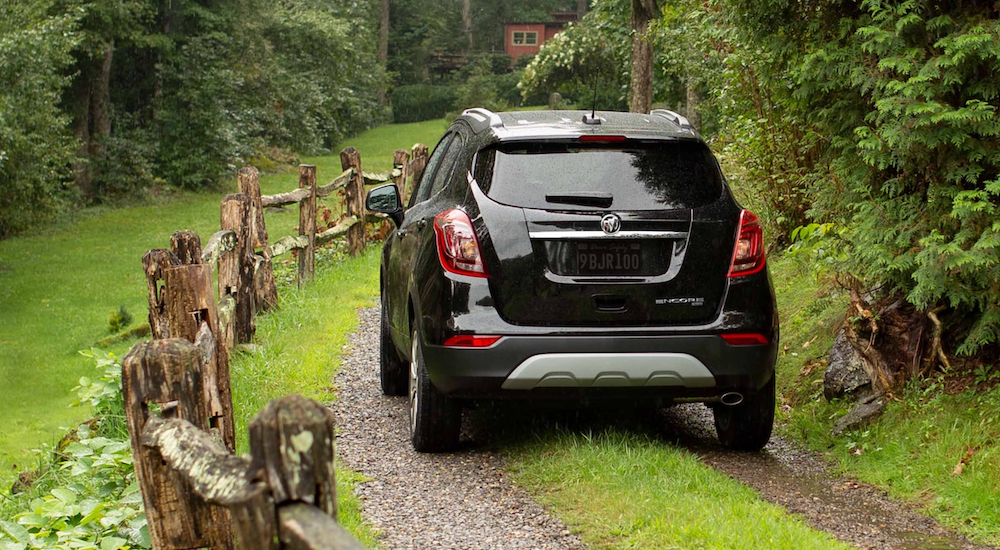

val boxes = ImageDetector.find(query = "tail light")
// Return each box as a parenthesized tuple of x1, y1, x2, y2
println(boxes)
(727, 209, 766, 277)
(721, 333, 769, 346)
(443, 335, 502, 348)
(434, 209, 488, 277)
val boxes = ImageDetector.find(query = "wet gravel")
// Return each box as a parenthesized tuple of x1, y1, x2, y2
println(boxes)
(333, 305, 585, 550)
(334, 305, 996, 550)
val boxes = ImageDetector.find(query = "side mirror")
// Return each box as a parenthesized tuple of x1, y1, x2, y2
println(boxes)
(366, 184, 404, 227)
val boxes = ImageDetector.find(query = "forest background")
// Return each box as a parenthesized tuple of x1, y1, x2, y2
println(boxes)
(2, 0, 1000, 467)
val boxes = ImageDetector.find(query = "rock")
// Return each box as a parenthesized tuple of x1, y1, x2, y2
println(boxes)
(832, 394, 886, 436)
(547, 92, 563, 109)
(824, 329, 872, 401)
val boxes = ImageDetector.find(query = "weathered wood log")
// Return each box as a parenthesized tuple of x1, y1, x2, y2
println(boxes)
(270, 235, 310, 258)
(364, 213, 388, 224)
(217, 294, 235, 337)
(262, 187, 311, 208)
(298, 165, 317, 286)
(221, 193, 255, 344)
(142, 415, 257, 504)
(142, 249, 181, 339)
(314, 216, 358, 247)
(392, 149, 409, 201)
(171, 230, 203, 265)
(340, 148, 366, 256)
(408, 143, 428, 192)
(123, 339, 232, 550)
(239, 167, 278, 311)
(163, 263, 236, 453)
(260, 168, 353, 208)
(361, 167, 403, 186)
(277, 504, 369, 550)
(202, 230, 238, 267)
(247, 395, 337, 518)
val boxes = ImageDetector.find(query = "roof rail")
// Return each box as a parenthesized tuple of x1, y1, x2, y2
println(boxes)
(461, 108, 503, 133)
(650, 109, 693, 130)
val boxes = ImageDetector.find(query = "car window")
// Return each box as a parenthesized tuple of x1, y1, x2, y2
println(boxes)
(428, 133, 467, 198)
(411, 133, 455, 207)
(474, 141, 724, 211)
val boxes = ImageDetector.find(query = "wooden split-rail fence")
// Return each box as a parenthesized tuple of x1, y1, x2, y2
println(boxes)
(125, 145, 428, 550)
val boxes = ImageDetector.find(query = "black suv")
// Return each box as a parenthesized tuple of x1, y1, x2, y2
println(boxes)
(366, 109, 778, 452)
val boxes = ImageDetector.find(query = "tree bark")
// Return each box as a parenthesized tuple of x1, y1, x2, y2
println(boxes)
(462, 0, 473, 52)
(577, 0, 588, 20)
(685, 76, 701, 131)
(71, 72, 93, 196)
(378, 0, 389, 107)
(88, 39, 114, 187)
(629, 0, 656, 113)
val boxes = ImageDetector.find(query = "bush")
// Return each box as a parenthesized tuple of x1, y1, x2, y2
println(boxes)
(392, 84, 458, 123)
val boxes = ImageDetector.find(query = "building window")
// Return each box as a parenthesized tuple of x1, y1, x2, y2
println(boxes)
(512, 31, 538, 46)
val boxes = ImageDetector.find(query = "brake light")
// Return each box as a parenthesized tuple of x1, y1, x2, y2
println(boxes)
(727, 209, 766, 277)
(434, 209, 488, 277)
(721, 333, 769, 346)
(443, 335, 502, 348)
(579, 135, 626, 142)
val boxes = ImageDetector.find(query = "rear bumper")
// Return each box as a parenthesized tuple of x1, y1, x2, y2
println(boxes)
(421, 333, 776, 401)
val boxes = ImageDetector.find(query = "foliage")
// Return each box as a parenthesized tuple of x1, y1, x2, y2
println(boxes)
(0, 350, 147, 550)
(392, 84, 458, 123)
(451, 54, 521, 114)
(0, 2, 80, 237)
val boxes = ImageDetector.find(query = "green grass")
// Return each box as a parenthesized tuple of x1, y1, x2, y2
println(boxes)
(508, 428, 853, 550)
(0, 117, 449, 486)
(768, 253, 1000, 545)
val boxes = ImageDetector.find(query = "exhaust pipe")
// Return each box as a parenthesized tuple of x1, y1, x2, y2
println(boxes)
(720, 392, 744, 406)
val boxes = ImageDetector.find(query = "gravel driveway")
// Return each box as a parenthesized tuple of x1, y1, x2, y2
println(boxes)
(334, 305, 996, 550)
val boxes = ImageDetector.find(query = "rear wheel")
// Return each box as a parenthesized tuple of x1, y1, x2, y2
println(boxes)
(713, 375, 775, 451)
(408, 326, 460, 452)
(379, 298, 407, 396)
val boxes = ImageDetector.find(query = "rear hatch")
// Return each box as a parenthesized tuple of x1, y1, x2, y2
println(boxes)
(473, 139, 738, 327)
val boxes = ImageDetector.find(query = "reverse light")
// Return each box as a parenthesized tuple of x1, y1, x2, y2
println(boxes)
(434, 209, 488, 277)
(443, 335, 503, 348)
(721, 333, 770, 346)
(727, 209, 766, 277)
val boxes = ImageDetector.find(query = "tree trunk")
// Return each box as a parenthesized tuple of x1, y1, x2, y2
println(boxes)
(378, 0, 389, 107)
(88, 40, 114, 187)
(71, 72, 93, 196)
(685, 76, 701, 131)
(461, 0, 473, 52)
(629, 0, 656, 113)
(577, 0, 588, 20)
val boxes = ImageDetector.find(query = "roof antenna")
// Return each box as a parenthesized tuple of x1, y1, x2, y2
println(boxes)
(582, 66, 602, 125)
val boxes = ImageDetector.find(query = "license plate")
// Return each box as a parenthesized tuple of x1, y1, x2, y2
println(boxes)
(575, 242, 642, 275)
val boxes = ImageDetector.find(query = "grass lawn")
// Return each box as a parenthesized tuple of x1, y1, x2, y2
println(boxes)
(0, 118, 448, 485)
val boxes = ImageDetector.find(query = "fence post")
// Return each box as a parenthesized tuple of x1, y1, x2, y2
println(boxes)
(340, 148, 366, 256)
(248, 395, 338, 520)
(297, 165, 317, 285)
(123, 339, 233, 550)
(238, 167, 278, 311)
(163, 262, 236, 453)
(142, 249, 181, 339)
(392, 148, 410, 202)
(409, 143, 428, 192)
(170, 230, 203, 266)
(220, 193, 255, 345)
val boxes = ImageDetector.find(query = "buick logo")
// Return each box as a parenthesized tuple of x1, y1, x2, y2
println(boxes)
(601, 214, 622, 235)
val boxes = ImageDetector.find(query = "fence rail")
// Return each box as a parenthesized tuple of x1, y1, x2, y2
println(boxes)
(125, 144, 427, 549)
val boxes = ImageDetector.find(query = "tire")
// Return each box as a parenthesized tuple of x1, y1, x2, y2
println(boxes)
(408, 325, 461, 452)
(379, 298, 407, 396)
(713, 375, 775, 451)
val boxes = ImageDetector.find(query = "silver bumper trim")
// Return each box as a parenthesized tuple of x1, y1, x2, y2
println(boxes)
(501, 353, 716, 390)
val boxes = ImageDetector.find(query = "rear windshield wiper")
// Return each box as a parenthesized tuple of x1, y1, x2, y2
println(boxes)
(545, 192, 613, 208)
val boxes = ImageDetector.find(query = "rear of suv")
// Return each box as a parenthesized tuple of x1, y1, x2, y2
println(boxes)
(366, 108, 778, 452)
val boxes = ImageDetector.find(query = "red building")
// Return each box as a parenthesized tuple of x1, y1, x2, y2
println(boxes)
(504, 12, 580, 62)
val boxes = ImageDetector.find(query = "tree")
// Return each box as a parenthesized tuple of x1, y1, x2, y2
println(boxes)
(628, 0, 657, 112)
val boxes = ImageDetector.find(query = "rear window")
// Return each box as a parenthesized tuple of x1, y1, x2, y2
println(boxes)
(473, 141, 725, 211)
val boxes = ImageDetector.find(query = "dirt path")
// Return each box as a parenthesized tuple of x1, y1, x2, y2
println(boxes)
(334, 306, 995, 550)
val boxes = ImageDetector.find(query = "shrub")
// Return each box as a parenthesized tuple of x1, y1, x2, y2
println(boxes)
(392, 84, 458, 123)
